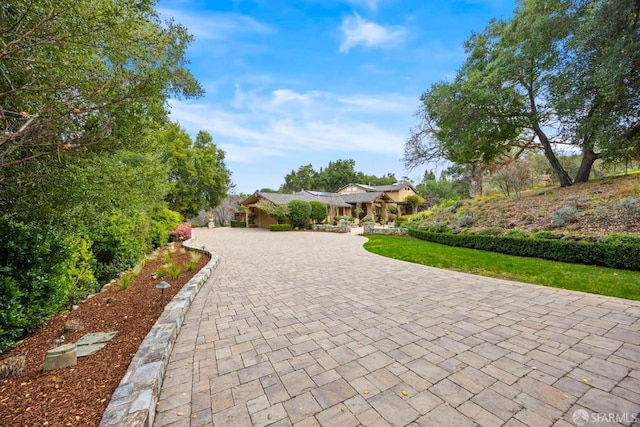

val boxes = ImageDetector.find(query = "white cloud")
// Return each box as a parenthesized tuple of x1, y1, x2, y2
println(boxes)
(271, 89, 317, 105)
(167, 87, 413, 165)
(157, 8, 271, 40)
(339, 13, 405, 53)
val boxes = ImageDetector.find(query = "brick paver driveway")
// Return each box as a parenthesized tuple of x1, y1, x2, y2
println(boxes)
(155, 228, 640, 427)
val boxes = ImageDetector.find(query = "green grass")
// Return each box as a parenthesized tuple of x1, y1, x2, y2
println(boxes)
(363, 235, 640, 300)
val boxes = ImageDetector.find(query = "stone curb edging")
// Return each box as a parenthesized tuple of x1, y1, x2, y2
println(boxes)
(99, 239, 219, 427)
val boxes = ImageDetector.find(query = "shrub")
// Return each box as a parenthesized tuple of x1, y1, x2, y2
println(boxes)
(119, 273, 134, 290)
(602, 234, 640, 246)
(148, 208, 181, 249)
(310, 200, 328, 223)
(448, 200, 464, 213)
(408, 228, 640, 271)
(613, 197, 638, 210)
(230, 220, 246, 228)
(476, 227, 505, 236)
(0, 218, 75, 352)
(67, 238, 98, 306)
(186, 252, 202, 271)
(270, 224, 291, 231)
(506, 229, 528, 238)
(395, 216, 407, 227)
(288, 200, 312, 227)
(91, 212, 147, 283)
(169, 222, 192, 241)
(458, 214, 475, 227)
(531, 231, 563, 240)
(432, 221, 451, 233)
(362, 215, 373, 222)
(168, 264, 181, 279)
(552, 207, 577, 227)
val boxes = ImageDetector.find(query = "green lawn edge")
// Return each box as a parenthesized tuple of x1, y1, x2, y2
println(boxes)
(363, 235, 640, 301)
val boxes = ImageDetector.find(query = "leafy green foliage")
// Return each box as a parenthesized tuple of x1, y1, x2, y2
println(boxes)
(279, 159, 397, 192)
(0, 218, 75, 352)
(230, 220, 247, 228)
(0, 0, 202, 174)
(160, 126, 231, 218)
(288, 200, 312, 226)
(408, 228, 640, 271)
(403, 195, 425, 214)
(269, 224, 292, 231)
(256, 200, 290, 224)
(91, 213, 148, 283)
(309, 201, 328, 223)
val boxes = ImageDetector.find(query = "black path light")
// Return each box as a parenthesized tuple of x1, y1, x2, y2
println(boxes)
(155, 281, 171, 306)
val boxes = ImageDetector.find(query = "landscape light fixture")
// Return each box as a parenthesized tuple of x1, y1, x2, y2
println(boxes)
(155, 281, 171, 306)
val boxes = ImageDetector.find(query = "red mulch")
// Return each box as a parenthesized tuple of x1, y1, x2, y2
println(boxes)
(0, 242, 210, 426)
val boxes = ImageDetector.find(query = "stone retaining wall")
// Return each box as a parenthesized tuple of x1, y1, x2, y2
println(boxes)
(363, 223, 409, 236)
(99, 240, 219, 427)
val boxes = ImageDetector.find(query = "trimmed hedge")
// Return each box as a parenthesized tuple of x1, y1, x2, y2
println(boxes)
(230, 220, 246, 228)
(408, 228, 640, 271)
(269, 224, 291, 231)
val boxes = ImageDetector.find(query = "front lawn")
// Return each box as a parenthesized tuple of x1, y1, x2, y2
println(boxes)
(363, 235, 640, 300)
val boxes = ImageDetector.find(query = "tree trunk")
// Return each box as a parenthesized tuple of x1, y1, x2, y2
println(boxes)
(574, 146, 602, 183)
(470, 162, 484, 197)
(524, 83, 573, 187)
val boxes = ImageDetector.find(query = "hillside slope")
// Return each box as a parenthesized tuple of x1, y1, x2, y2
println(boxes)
(411, 173, 640, 238)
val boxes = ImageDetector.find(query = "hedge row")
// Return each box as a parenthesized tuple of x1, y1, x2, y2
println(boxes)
(270, 224, 291, 231)
(408, 228, 640, 271)
(230, 220, 246, 228)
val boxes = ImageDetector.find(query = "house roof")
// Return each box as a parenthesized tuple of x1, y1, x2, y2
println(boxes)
(241, 191, 352, 208)
(339, 192, 393, 203)
(336, 183, 417, 193)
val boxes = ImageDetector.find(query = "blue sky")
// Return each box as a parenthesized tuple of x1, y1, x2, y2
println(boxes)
(157, 0, 516, 194)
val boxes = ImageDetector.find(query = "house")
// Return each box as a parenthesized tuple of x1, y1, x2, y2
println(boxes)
(240, 183, 417, 229)
(241, 191, 352, 228)
(336, 183, 418, 215)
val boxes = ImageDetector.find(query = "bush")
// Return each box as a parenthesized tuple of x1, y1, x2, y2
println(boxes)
(531, 231, 563, 240)
(270, 224, 291, 231)
(230, 220, 247, 228)
(288, 200, 312, 226)
(408, 228, 640, 271)
(309, 200, 328, 223)
(148, 208, 181, 249)
(476, 227, 505, 236)
(552, 207, 577, 227)
(169, 222, 192, 241)
(458, 214, 475, 227)
(432, 221, 451, 233)
(0, 218, 76, 352)
(506, 229, 528, 238)
(119, 273, 134, 290)
(448, 200, 464, 213)
(92, 212, 148, 283)
(601, 234, 640, 246)
(67, 238, 99, 305)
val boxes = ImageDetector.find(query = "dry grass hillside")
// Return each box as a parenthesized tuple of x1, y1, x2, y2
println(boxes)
(410, 173, 640, 239)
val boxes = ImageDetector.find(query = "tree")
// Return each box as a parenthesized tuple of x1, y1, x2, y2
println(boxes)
(288, 200, 312, 227)
(551, 0, 640, 179)
(281, 164, 318, 192)
(406, 0, 640, 188)
(309, 200, 328, 223)
(161, 125, 232, 218)
(404, 194, 426, 214)
(0, 0, 202, 180)
(211, 194, 243, 226)
(317, 159, 358, 191)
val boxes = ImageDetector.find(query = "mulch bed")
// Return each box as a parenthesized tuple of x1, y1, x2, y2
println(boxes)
(0, 242, 210, 426)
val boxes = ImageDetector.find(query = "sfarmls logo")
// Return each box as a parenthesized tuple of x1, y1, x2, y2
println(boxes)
(572, 409, 638, 426)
